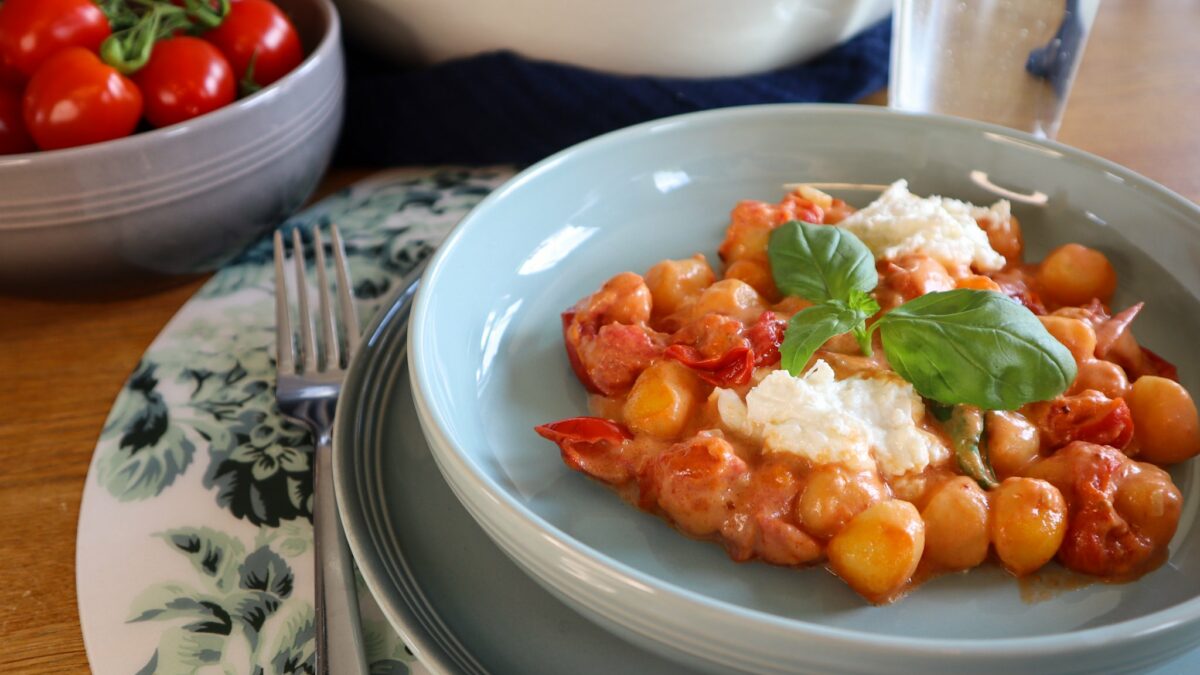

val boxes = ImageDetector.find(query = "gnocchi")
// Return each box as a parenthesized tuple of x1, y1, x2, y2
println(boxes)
(537, 183, 1192, 604)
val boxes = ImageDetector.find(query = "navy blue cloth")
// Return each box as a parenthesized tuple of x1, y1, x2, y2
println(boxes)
(336, 17, 891, 166)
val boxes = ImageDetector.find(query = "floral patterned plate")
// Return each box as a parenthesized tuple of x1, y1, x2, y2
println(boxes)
(77, 168, 511, 675)
(76, 167, 1200, 675)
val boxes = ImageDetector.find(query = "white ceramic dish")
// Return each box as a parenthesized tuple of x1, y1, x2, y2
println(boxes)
(408, 105, 1200, 674)
(335, 0, 891, 77)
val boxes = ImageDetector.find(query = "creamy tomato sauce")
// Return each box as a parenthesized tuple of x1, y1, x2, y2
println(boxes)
(536, 184, 1200, 604)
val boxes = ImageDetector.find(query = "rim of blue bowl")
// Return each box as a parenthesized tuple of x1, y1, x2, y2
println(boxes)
(0, 0, 339, 166)
(409, 102, 1200, 661)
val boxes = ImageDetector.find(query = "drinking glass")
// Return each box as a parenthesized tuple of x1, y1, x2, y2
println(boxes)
(889, 0, 1101, 139)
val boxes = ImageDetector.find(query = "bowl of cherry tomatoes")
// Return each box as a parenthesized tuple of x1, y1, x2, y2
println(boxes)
(0, 0, 343, 293)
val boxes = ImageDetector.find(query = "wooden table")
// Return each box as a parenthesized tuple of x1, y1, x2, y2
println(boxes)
(1, 1, 1196, 671)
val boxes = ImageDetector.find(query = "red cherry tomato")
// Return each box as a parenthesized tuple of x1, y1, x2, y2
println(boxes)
(23, 48, 143, 151)
(0, 0, 112, 83)
(133, 37, 235, 128)
(1038, 390, 1135, 451)
(0, 60, 17, 88)
(203, 0, 303, 89)
(0, 87, 35, 154)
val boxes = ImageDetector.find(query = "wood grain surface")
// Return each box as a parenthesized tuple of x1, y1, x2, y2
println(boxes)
(1, 1, 1196, 671)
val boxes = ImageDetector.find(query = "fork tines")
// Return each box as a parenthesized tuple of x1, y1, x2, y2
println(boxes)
(273, 225, 360, 375)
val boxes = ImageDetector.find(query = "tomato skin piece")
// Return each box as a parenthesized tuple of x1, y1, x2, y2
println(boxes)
(1139, 347, 1179, 382)
(746, 310, 786, 367)
(203, 0, 303, 88)
(0, 87, 35, 154)
(535, 417, 634, 484)
(133, 37, 236, 128)
(22, 48, 143, 151)
(664, 310, 785, 386)
(0, 0, 112, 83)
(664, 343, 754, 388)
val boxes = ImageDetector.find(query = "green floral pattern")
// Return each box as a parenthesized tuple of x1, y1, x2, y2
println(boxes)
(79, 168, 513, 674)
(129, 527, 305, 674)
(95, 168, 509, 525)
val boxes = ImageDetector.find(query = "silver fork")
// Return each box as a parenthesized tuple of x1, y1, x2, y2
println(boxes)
(273, 225, 368, 675)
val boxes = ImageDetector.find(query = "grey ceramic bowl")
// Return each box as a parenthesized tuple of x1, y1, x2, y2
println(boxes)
(0, 0, 344, 294)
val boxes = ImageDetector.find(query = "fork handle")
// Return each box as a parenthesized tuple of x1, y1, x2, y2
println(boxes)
(313, 431, 368, 675)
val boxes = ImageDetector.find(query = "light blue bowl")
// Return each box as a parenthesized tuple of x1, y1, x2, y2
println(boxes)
(409, 104, 1200, 674)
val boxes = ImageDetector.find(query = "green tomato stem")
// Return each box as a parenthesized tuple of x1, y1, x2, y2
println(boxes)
(100, 3, 191, 75)
(239, 50, 264, 98)
(97, 0, 141, 31)
(180, 0, 231, 30)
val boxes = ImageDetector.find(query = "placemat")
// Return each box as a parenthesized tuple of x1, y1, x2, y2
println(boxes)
(76, 168, 513, 675)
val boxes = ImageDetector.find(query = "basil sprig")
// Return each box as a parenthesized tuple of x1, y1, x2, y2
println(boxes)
(767, 220, 1076, 410)
(770, 221, 882, 371)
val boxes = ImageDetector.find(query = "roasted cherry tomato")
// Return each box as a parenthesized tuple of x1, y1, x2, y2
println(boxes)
(0, 87, 35, 154)
(535, 417, 634, 484)
(1034, 390, 1135, 451)
(202, 0, 303, 89)
(561, 309, 663, 396)
(133, 36, 235, 128)
(23, 48, 143, 151)
(746, 310, 787, 367)
(664, 343, 754, 388)
(0, 0, 112, 83)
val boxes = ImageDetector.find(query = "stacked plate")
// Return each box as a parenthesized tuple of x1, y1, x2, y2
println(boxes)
(342, 105, 1200, 674)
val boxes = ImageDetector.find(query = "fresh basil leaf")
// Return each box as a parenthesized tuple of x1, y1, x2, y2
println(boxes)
(767, 220, 878, 303)
(875, 289, 1076, 409)
(780, 302, 871, 375)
